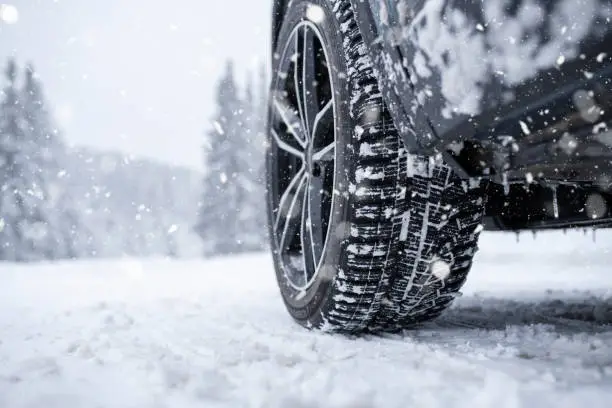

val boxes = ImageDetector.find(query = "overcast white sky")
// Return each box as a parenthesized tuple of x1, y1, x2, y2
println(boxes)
(0, 0, 271, 170)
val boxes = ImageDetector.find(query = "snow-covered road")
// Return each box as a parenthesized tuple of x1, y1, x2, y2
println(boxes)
(1, 231, 612, 408)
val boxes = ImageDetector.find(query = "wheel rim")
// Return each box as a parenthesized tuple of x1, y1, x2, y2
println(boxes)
(269, 20, 336, 291)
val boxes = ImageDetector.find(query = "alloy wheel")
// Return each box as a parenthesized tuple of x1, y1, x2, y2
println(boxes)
(268, 20, 336, 291)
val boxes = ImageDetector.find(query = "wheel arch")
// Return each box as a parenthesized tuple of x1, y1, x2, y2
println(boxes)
(272, 0, 289, 53)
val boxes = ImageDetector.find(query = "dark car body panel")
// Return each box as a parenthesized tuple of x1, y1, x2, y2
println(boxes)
(272, 0, 287, 52)
(352, 0, 612, 179)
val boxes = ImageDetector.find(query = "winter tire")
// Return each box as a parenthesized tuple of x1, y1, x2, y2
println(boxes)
(266, 0, 487, 332)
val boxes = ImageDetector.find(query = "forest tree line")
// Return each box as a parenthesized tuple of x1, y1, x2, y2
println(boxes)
(0, 57, 268, 261)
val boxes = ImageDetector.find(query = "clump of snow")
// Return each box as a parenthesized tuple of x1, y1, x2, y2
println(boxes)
(430, 258, 451, 280)
(355, 166, 385, 183)
(406, 154, 429, 178)
(405, 0, 606, 117)
(355, 125, 365, 138)
(359, 142, 375, 157)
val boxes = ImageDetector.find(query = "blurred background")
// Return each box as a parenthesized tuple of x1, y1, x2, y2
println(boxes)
(0, 0, 272, 261)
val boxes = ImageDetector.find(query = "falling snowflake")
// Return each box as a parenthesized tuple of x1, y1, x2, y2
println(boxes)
(519, 120, 531, 135)
(306, 5, 325, 23)
(213, 121, 224, 135)
(0, 4, 18, 24)
(556, 55, 565, 66)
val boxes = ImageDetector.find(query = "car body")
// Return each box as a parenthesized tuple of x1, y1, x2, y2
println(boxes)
(272, 0, 612, 231)
(267, 0, 612, 332)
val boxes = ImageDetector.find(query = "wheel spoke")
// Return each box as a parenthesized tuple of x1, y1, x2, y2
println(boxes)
(311, 98, 333, 141)
(294, 29, 306, 141)
(300, 189, 316, 280)
(305, 175, 325, 271)
(312, 142, 335, 162)
(295, 25, 319, 140)
(273, 95, 307, 147)
(275, 168, 308, 252)
(270, 129, 305, 158)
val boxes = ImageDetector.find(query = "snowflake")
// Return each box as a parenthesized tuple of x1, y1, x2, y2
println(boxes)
(0, 4, 18, 24)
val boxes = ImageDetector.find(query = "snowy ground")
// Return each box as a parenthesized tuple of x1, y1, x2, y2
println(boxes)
(1, 231, 612, 408)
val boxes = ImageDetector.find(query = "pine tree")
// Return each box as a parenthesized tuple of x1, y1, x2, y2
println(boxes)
(195, 61, 272, 256)
(196, 61, 244, 255)
(258, 62, 269, 138)
(238, 73, 266, 252)
(21, 62, 73, 259)
(236, 75, 257, 251)
(0, 59, 82, 261)
(255, 63, 270, 246)
(245, 63, 270, 251)
(0, 59, 21, 260)
(0, 58, 48, 261)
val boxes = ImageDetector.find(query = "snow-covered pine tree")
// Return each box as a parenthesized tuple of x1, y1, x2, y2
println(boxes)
(255, 63, 269, 247)
(237, 73, 266, 252)
(0, 59, 49, 261)
(21, 62, 81, 260)
(257, 62, 269, 138)
(196, 61, 245, 256)
(196, 61, 273, 256)
(236, 75, 256, 251)
(0, 59, 21, 260)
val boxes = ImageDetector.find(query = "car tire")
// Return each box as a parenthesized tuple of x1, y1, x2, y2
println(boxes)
(266, 0, 487, 332)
